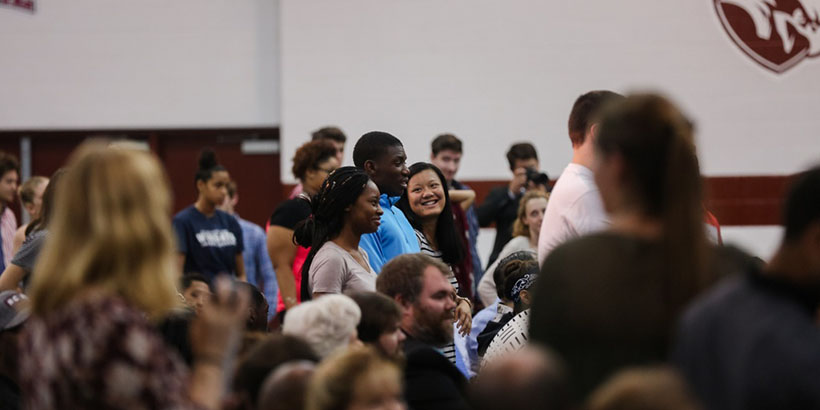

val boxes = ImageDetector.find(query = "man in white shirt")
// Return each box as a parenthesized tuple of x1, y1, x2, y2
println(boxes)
(538, 91, 623, 265)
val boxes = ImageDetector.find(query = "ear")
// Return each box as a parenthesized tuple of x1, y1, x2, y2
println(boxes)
(395, 294, 413, 314)
(430, 153, 436, 162)
(196, 179, 207, 192)
(363, 159, 377, 176)
(587, 123, 599, 143)
(520, 290, 531, 306)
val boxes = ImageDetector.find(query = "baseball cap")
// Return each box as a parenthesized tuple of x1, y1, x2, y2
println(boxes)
(0, 290, 30, 330)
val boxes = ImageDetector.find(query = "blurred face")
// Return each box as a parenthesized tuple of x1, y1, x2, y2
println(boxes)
(0, 170, 19, 205)
(407, 266, 456, 347)
(522, 197, 548, 239)
(368, 145, 409, 197)
(348, 367, 406, 410)
(25, 179, 48, 219)
(512, 158, 539, 174)
(430, 150, 461, 184)
(304, 157, 340, 194)
(183, 280, 211, 314)
(377, 321, 406, 359)
(407, 169, 446, 221)
(198, 170, 230, 207)
(347, 180, 383, 235)
(330, 140, 345, 164)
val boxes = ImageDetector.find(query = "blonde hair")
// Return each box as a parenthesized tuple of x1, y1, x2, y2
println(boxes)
(512, 190, 549, 238)
(29, 141, 180, 320)
(282, 294, 361, 358)
(306, 346, 402, 410)
(587, 366, 701, 410)
(17, 176, 48, 206)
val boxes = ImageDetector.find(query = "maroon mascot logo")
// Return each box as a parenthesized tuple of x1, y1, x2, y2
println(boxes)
(715, 0, 820, 73)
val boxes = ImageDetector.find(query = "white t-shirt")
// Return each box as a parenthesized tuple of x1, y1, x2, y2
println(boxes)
(537, 163, 609, 265)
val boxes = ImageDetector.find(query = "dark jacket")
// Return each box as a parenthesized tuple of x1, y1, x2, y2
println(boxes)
(476, 186, 520, 267)
(402, 332, 470, 410)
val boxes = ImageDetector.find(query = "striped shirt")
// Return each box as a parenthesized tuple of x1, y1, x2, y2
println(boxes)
(414, 229, 459, 365)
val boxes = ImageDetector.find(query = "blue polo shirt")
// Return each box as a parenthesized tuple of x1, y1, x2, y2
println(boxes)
(359, 194, 420, 273)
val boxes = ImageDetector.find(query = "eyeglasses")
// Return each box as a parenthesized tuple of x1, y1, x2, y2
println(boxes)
(315, 167, 336, 174)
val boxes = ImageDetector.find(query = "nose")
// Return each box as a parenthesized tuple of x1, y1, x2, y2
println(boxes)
(401, 164, 409, 176)
(376, 206, 384, 216)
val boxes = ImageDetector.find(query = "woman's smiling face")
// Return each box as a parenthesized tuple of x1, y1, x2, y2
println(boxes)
(407, 169, 446, 221)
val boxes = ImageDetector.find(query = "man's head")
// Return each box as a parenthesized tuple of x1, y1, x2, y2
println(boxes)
(218, 180, 239, 215)
(0, 152, 20, 206)
(353, 131, 409, 197)
(312, 126, 347, 164)
(180, 274, 211, 314)
(430, 133, 463, 184)
(781, 165, 820, 277)
(506, 143, 539, 173)
(376, 253, 456, 347)
(568, 90, 625, 149)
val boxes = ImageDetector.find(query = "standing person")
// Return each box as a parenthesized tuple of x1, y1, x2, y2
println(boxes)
(0, 169, 64, 291)
(537, 90, 624, 264)
(354, 131, 420, 273)
(477, 143, 539, 267)
(19, 142, 249, 409)
(430, 134, 483, 291)
(376, 253, 469, 410)
(395, 163, 474, 368)
(12, 176, 47, 255)
(0, 153, 19, 270)
(173, 149, 245, 283)
(294, 167, 382, 299)
(477, 190, 548, 306)
(219, 181, 277, 321)
(288, 126, 347, 199)
(674, 165, 820, 410)
(268, 140, 339, 315)
(530, 93, 739, 400)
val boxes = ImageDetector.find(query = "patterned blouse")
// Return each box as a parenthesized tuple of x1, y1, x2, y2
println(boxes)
(19, 295, 204, 410)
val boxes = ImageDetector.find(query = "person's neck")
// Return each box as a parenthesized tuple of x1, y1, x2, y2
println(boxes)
(332, 225, 361, 251)
(765, 245, 815, 284)
(421, 218, 438, 250)
(194, 198, 216, 216)
(528, 231, 539, 249)
(570, 142, 595, 170)
(608, 210, 663, 240)
(302, 182, 318, 197)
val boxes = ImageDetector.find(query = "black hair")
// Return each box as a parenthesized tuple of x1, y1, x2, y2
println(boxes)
(180, 273, 210, 292)
(293, 166, 372, 301)
(783, 165, 820, 242)
(237, 281, 267, 311)
(0, 151, 20, 181)
(502, 260, 539, 312)
(506, 143, 538, 171)
(194, 148, 227, 183)
(396, 162, 464, 265)
(493, 251, 537, 300)
(353, 131, 403, 169)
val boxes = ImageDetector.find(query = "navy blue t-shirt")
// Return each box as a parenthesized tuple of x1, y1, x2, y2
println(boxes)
(172, 206, 244, 282)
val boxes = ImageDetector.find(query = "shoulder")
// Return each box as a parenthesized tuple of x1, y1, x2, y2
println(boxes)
(172, 206, 197, 222)
(313, 242, 347, 262)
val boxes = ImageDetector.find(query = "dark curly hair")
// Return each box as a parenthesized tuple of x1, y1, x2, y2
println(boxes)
(291, 140, 339, 181)
(194, 148, 226, 183)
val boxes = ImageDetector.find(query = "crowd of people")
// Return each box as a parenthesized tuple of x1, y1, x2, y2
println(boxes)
(0, 90, 818, 410)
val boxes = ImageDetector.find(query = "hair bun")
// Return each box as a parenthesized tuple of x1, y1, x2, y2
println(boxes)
(198, 149, 219, 171)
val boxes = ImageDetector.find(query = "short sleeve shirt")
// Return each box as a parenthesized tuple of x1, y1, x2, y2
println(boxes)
(172, 206, 244, 283)
(308, 241, 376, 295)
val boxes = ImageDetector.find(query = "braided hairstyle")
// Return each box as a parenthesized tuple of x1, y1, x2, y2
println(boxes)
(293, 166, 372, 301)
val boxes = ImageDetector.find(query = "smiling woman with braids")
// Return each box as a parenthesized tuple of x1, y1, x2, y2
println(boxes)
(294, 166, 383, 300)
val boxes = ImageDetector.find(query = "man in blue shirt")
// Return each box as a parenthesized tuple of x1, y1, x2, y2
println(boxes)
(353, 131, 420, 273)
(219, 181, 277, 322)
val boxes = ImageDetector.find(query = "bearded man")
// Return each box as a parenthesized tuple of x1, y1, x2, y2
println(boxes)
(377, 253, 469, 410)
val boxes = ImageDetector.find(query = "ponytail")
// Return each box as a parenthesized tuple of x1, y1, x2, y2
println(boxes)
(195, 148, 226, 183)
